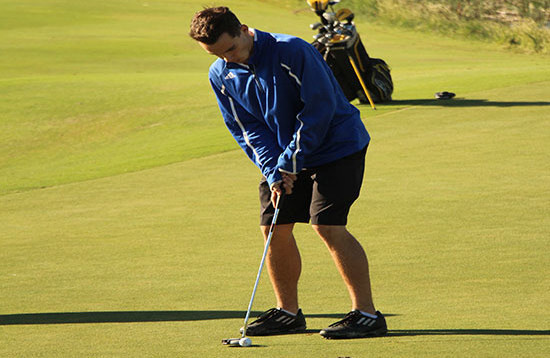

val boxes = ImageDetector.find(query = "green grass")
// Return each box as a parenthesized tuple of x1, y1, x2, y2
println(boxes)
(1, 0, 549, 356)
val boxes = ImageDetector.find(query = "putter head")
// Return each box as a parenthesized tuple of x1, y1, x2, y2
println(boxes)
(222, 338, 241, 346)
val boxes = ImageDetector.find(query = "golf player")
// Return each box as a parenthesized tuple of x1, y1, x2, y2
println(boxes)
(189, 6, 387, 339)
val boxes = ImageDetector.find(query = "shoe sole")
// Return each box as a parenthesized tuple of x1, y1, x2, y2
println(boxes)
(320, 327, 388, 339)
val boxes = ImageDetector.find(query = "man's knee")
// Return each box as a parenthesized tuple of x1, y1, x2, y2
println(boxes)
(261, 223, 295, 240)
(312, 225, 347, 242)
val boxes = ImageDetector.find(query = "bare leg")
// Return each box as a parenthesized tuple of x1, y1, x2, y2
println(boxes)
(261, 223, 301, 314)
(313, 225, 376, 314)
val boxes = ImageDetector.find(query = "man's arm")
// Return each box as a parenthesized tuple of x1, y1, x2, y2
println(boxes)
(210, 78, 284, 186)
(276, 38, 340, 175)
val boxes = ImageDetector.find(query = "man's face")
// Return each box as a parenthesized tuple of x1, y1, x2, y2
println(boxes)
(199, 25, 253, 64)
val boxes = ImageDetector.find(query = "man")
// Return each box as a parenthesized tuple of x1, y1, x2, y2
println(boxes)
(189, 7, 387, 339)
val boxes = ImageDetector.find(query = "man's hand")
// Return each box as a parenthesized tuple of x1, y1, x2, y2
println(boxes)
(270, 173, 297, 207)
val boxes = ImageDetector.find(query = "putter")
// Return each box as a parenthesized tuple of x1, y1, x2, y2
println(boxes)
(223, 189, 285, 347)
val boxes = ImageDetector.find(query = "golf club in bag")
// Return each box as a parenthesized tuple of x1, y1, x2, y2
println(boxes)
(307, 0, 393, 109)
(222, 191, 285, 347)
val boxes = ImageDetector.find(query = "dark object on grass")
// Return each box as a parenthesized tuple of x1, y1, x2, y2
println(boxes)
(435, 91, 456, 99)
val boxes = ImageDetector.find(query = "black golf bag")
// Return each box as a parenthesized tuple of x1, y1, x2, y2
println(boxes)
(308, 0, 393, 104)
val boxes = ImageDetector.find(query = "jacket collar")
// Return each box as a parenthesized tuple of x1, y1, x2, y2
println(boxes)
(223, 29, 265, 70)
(247, 28, 262, 66)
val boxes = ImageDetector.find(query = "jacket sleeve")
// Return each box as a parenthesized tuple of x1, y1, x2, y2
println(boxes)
(276, 39, 339, 174)
(210, 78, 283, 186)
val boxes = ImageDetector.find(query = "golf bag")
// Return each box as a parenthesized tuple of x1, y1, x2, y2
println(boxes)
(308, 0, 393, 104)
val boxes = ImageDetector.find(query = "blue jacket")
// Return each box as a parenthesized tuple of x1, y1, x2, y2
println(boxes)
(209, 29, 370, 186)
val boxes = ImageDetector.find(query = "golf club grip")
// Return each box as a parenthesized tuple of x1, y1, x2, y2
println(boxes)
(276, 187, 285, 209)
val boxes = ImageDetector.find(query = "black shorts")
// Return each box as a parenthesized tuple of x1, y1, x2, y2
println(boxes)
(259, 145, 368, 226)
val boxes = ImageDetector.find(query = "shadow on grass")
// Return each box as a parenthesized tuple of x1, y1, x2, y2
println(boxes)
(0, 311, 263, 325)
(388, 329, 550, 336)
(375, 99, 550, 108)
(5, 312, 545, 338)
(301, 328, 550, 337)
(0, 311, 395, 325)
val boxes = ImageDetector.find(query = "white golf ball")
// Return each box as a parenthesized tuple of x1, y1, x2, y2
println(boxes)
(239, 337, 252, 347)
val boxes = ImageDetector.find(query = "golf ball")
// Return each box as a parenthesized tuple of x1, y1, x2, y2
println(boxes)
(239, 337, 252, 347)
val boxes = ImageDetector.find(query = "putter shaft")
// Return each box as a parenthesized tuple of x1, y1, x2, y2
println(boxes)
(241, 192, 284, 338)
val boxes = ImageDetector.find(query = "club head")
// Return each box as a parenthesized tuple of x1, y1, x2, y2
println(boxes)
(222, 338, 241, 347)
(322, 11, 336, 23)
(222, 337, 252, 347)
(310, 22, 323, 30)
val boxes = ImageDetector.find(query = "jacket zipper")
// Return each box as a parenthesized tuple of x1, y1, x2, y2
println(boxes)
(250, 65, 265, 94)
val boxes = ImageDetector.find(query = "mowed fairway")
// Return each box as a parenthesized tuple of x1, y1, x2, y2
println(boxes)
(1, 0, 549, 357)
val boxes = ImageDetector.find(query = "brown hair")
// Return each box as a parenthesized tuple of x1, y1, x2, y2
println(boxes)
(189, 7, 242, 44)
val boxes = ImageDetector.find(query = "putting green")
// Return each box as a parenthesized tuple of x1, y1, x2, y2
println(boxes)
(1, 0, 549, 356)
